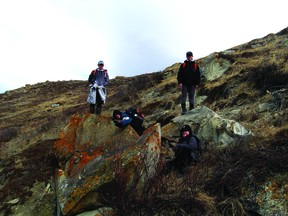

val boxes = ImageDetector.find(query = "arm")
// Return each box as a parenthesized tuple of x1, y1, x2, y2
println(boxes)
(177, 64, 184, 85)
(103, 70, 109, 86)
(88, 71, 95, 85)
(119, 116, 132, 127)
(195, 64, 201, 86)
(173, 137, 198, 151)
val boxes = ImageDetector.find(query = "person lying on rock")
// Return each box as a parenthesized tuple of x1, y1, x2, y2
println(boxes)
(112, 108, 145, 136)
(165, 124, 201, 175)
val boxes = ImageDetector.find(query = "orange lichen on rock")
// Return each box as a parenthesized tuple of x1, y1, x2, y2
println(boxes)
(63, 174, 102, 214)
(54, 115, 83, 157)
(54, 139, 75, 157)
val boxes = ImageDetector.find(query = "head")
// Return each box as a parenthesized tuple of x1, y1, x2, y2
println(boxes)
(180, 124, 192, 138)
(113, 110, 121, 119)
(186, 51, 193, 61)
(98, 60, 104, 69)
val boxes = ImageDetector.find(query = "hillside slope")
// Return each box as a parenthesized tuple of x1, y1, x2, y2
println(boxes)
(0, 27, 288, 215)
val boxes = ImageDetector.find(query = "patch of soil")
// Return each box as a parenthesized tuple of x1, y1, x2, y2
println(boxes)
(0, 139, 57, 214)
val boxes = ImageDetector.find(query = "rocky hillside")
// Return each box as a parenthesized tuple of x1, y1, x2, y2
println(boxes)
(0, 27, 288, 215)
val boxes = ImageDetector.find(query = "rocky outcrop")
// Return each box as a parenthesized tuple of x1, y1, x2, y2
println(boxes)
(54, 107, 255, 215)
(163, 106, 254, 148)
(54, 114, 162, 215)
(200, 53, 232, 81)
(242, 172, 288, 215)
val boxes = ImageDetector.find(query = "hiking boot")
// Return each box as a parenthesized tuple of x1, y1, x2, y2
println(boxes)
(189, 103, 194, 110)
(181, 103, 187, 115)
(181, 111, 187, 115)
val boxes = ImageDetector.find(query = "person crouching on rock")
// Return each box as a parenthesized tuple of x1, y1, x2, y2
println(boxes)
(165, 124, 201, 175)
(112, 110, 145, 136)
(87, 60, 109, 115)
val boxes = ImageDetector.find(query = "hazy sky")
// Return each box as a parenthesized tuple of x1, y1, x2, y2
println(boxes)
(0, 0, 287, 93)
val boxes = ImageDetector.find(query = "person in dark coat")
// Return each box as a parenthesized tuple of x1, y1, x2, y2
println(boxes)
(165, 124, 201, 175)
(112, 109, 145, 136)
(88, 60, 109, 115)
(177, 51, 201, 115)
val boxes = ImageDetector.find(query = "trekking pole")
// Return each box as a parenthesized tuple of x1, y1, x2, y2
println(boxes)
(55, 169, 61, 216)
(161, 137, 177, 148)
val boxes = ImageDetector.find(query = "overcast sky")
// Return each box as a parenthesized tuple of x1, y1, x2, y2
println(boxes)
(0, 0, 287, 93)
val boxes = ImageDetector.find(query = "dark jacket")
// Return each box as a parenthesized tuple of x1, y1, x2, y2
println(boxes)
(113, 111, 145, 136)
(177, 60, 200, 86)
(173, 136, 200, 161)
(117, 112, 133, 127)
(88, 69, 109, 86)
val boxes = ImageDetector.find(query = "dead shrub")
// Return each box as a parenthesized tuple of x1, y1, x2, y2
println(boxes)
(217, 198, 245, 216)
(0, 127, 18, 142)
(248, 63, 288, 94)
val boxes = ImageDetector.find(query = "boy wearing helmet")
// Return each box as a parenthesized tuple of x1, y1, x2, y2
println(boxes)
(166, 124, 201, 175)
(87, 60, 109, 115)
(177, 51, 201, 115)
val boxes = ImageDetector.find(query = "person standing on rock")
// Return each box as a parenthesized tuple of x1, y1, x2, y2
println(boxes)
(177, 51, 200, 115)
(87, 60, 109, 115)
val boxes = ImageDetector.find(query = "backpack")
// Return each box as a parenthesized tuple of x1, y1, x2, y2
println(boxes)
(125, 106, 145, 135)
(125, 106, 144, 120)
(92, 69, 108, 77)
(191, 135, 202, 155)
(182, 62, 198, 70)
(187, 135, 202, 162)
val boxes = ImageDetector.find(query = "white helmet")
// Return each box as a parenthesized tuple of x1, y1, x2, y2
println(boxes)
(98, 60, 104, 65)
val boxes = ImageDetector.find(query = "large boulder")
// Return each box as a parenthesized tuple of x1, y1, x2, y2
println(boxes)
(54, 114, 162, 215)
(201, 53, 232, 81)
(162, 106, 253, 148)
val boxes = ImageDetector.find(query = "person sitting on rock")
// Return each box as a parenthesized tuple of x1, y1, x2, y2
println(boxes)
(112, 108, 145, 136)
(165, 124, 201, 175)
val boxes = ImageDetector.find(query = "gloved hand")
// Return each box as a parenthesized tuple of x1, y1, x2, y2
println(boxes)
(172, 145, 178, 152)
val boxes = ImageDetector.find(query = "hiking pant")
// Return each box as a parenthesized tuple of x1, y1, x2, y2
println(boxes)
(90, 90, 104, 114)
(131, 117, 145, 136)
(166, 147, 193, 175)
(181, 84, 196, 106)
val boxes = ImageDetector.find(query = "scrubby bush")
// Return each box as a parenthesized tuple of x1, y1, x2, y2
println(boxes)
(0, 127, 18, 142)
(248, 63, 288, 94)
(101, 141, 220, 215)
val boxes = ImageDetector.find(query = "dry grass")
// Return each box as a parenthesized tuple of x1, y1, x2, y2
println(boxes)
(1, 27, 288, 215)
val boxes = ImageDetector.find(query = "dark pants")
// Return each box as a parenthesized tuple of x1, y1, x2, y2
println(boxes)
(90, 89, 104, 115)
(165, 147, 193, 175)
(181, 84, 196, 106)
(131, 117, 145, 135)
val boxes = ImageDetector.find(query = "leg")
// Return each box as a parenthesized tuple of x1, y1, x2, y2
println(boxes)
(181, 85, 188, 114)
(96, 90, 103, 115)
(173, 147, 192, 174)
(187, 85, 196, 110)
(90, 104, 95, 114)
(131, 118, 145, 135)
(96, 104, 102, 115)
